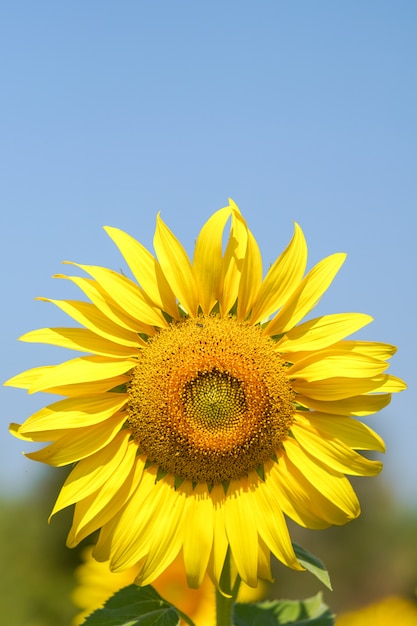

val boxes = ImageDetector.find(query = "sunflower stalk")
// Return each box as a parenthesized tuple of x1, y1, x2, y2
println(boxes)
(216, 550, 241, 626)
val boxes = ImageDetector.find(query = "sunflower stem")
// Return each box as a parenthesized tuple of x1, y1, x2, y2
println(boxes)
(215, 550, 241, 626)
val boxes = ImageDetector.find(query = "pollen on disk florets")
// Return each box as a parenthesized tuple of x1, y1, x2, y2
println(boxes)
(126, 315, 295, 484)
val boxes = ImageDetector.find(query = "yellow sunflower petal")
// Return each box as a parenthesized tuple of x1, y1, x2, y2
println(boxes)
(19, 327, 141, 357)
(64, 263, 166, 327)
(3, 365, 123, 396)
(104, 226, 178, 318)
(50, 430, 131, 516)
(372, 374, 407, 392)
(4, 365, 51, 390)
(25, 413, 126, 466)
(134, 482, 187, 585)
(299, 412, 385, 452)
(220, 204, 249, 316)
(237, 228, 263, 321)
(100, 470, 186, 582)
(153, 214, 199, 317)
(36, 297, 148, 345)
(296, 393, 392, 416)
(293, 375, 393, 401)
(276, 313, 373, 354)
(7, 367, 128, 398)
(8, 422, 19, 437)
(95, 468, 160, 569)
(291, 421, 382, 476)
(266, 252, 346, 336)
(193, 205, 233, 314)
(182, 484, 214, 588)
(284, 438, 360, 519)
(28, 356, 134, 394)
(271, 455, 353, 528)
(19, 393, 127, 434)
(67, 445, 141, 547)
(224, 477, 259, 587)
(252, 471, 302, 570)
(270, 463, 330, 529)
(207, 484, 229, 588)
(255, 536, 273, 583)
(287, 350, 388, 381)
(46, 375, 130, 397)
(52, 274, 157, 335)
(251, 223, 307, 325)
(11, 424, 68, 443)
(330, 339, 397, 360)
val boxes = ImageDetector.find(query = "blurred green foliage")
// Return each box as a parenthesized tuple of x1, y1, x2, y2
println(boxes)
(1, 472, 416, 625)
(0, 469, 80, 626)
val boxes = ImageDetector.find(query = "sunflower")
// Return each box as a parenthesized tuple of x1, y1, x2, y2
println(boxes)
(7, 200, 405, 591)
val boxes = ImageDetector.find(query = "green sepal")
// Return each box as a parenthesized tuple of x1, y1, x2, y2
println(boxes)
(143, 458, 156, 470)
(256, 464, 265, 481)
(234, 592, 335, 625)
(177, 304, 188, 318)
(228, 299, 238, 316)
(293, 543, 332, 590)
(82, 584, 195, 626)
(221, 479, 230, 495)
(155, 466, 168, 483)
(294, 402, 310, 412)
(174, 474, 185, 490)
(161, 310, 174, 325)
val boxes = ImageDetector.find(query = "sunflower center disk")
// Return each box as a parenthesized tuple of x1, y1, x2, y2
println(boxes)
(127, 315, 295, 484)
(182, 370, 246, 432)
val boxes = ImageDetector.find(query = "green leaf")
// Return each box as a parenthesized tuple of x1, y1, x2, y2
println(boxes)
(82, 584, 182, 626)
(293, 543, 332, 590)
(234, 592, 335, 626)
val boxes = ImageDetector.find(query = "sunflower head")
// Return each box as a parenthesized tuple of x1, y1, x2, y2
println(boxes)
(6, 199, 406, 590)
(127, 314, 294, 485)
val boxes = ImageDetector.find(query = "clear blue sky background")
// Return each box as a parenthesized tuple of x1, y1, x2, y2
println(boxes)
(1, 2, 415, 505)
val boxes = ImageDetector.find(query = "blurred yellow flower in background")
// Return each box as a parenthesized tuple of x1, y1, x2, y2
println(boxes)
(336, 595, 417, 625)
(7, 200, 405, 590)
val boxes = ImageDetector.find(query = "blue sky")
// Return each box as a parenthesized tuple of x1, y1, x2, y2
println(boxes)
(1, 1, 416, 504)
